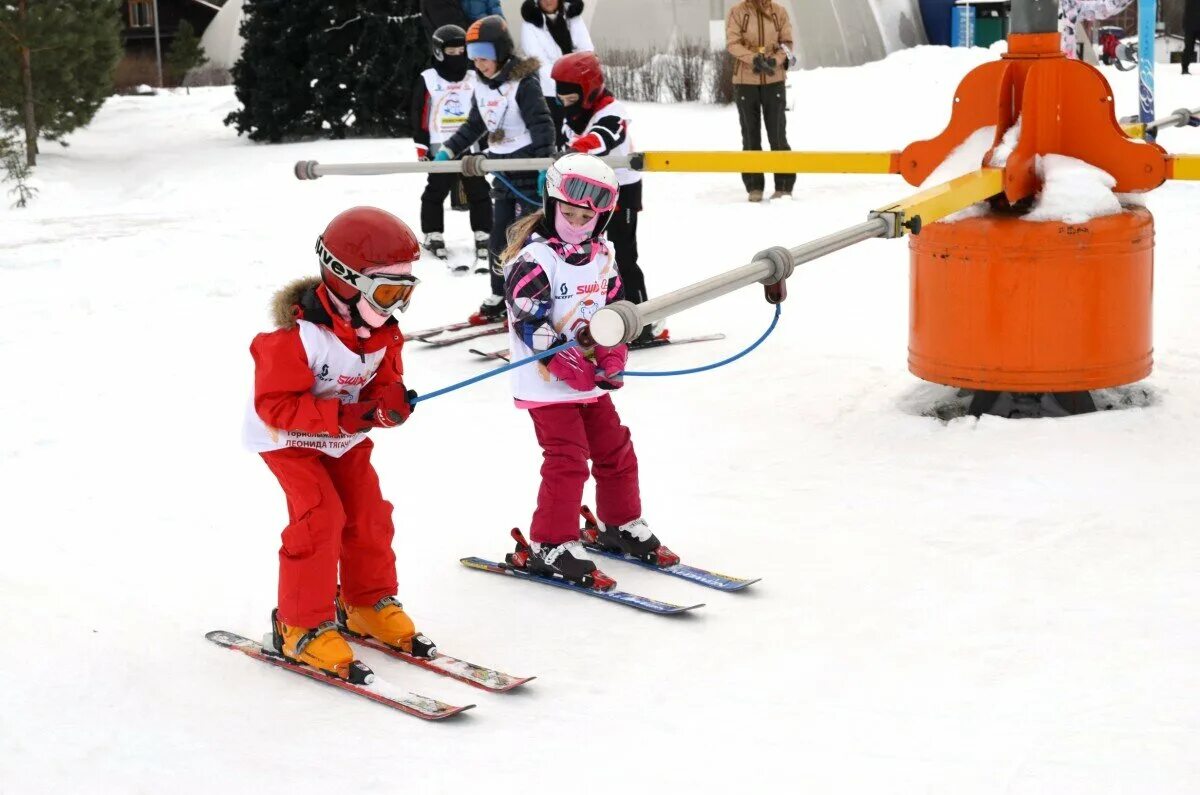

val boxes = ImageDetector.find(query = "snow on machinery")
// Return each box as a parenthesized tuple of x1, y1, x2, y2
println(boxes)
(294, 0, 1200, 418)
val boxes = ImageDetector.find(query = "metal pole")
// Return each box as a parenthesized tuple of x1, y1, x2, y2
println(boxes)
(1009, 0, 1059, 35)
(294, 154, 636, 180)
(1138, 0, 1156, 142)
(587, 219, 890, 346)
(152, 0, 164, 88)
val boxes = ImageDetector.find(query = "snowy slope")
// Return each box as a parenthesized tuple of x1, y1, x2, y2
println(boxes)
(2, 47, 1199, 794)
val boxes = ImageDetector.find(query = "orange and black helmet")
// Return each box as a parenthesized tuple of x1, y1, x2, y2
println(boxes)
(465, 15, 514, 65)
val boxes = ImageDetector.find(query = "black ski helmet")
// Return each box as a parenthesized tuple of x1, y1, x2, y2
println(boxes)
(431, 24, 466, 62)
(466, 15, 515, 65)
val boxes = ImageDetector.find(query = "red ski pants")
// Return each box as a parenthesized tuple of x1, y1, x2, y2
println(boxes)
(528, 395, 641, 545)
(261, 439, 397, 628)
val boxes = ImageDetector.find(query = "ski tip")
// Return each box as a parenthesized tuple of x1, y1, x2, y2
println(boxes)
(717, 579, 761, 592)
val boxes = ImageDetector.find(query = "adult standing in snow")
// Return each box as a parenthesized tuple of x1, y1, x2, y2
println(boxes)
(461, 0, 504, 23)
(246, 207, 432, 681)
(521, 0, 592, 146)
(726, 0, 796, 203)
(435, 15, 556, 324)
(421, 0, 469, 38)
(413, 24, 493, 273)
(1184, 0, 1200, 75)
(1058, 0, 1134, 60)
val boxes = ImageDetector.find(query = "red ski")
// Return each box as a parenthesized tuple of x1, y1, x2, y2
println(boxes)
(205, 630, 474, 720)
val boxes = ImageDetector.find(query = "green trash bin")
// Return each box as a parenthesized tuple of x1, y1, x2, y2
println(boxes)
(954, 1, 1009, 48)
(975, 14, 1007, 47)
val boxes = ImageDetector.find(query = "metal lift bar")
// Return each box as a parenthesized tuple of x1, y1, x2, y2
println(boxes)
(1168, 155, 1200, 180)
(294, 151, 903, 180)
(870, 168, 1006, 238)
(585, 169, 1007, 347)
(586, 219, 889, 347)
(637, 151, 901, 175)
(1121, 106, 1200, 139)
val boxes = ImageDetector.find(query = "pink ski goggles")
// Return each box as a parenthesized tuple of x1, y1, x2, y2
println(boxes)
(556, 173, 618, 212)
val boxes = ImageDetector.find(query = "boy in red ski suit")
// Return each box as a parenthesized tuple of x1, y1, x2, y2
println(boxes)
(244, 206, 432, 681)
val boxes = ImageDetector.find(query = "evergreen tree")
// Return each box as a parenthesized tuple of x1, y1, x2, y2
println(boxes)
(165, 20, 209, 87)
(225, 0, 428, 142)
(0, 0, 122, 165)
(224, 0, 321, 141)
(350, 0, 428, 137)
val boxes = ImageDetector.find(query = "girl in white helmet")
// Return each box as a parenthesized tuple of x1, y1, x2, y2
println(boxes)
(495, 153, 678, 589)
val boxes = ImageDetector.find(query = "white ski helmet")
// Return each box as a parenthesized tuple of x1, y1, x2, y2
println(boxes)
(543, 152, 620, 239)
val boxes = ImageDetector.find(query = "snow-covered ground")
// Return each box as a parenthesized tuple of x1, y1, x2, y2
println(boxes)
(3, 47, 1199, 794)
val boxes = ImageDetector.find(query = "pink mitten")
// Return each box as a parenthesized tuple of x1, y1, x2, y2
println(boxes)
(545, 346, 598, 392)
(594, 344, 628, 390)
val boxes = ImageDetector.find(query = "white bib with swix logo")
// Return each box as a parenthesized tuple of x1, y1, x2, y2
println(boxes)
(506, 236, 618, 404)
(473, 79, 533, 154)
(243, 320, 386, 458)
(421, 68, 476, 146)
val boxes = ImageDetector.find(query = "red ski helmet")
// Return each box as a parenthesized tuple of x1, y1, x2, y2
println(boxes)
(316, 207, 420, 314)
(552, 51, 605, 108)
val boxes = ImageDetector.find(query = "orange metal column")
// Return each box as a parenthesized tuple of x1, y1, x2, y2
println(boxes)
(908, 208, 1154, 392)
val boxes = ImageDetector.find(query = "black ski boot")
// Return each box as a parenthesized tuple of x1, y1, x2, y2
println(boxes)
(468, 294, 506, 325)
(423, 232, 448, 260)
(506, 528, 615, 590)
(580, 507, 680, 567)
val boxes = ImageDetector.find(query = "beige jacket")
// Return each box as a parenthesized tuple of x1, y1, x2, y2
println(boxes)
(726, 0, 794, 86)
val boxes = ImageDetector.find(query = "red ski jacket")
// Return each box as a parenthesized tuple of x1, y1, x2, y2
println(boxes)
(250, 278, 405, 439)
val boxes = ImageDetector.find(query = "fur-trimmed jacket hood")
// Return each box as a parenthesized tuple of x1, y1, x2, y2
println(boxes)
(481, 54, 541, 90)
(268, 277, 400, 351)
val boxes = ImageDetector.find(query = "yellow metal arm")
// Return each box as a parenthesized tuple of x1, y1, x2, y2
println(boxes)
(869, 168, 1006, 238)
(637, 151, 901, 175)
(1167, 155, 1200, 180)
(1121, 122, 1146, 138)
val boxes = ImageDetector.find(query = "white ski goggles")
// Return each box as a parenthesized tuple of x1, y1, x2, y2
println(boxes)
(316, 238, 420, 314)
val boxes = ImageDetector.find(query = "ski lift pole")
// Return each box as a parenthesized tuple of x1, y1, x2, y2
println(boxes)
(1138, 0, 1156, 142)
(1121, 106, 1200, 138)
(581, 218, 886, 347)
(582, 168, 1006, 347)
(294, 155, 636, 180)
(294, 151, 901, 180)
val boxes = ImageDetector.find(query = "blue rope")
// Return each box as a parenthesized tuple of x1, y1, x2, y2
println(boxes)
(491, 171, 542, 208)
(409, 340, 577, 405)
(621, 304, 782, 378)
(409, 305, 781, 405)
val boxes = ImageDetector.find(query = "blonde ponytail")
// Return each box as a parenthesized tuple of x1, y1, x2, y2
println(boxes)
(499, 210, 546, 267)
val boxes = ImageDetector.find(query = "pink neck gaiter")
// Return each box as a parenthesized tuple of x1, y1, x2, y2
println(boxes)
(554, 204, 599, 244)
(328, 262, 413, 336)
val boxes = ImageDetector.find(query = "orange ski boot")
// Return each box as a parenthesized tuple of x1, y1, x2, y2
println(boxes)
(336, 595, 437, 658)
(270, 609, 373, 684)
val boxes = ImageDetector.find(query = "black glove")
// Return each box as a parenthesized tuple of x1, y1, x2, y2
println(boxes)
(752, 53, 776, 76)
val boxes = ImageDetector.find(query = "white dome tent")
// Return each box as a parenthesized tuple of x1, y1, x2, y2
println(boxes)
(200, 0, 925, 74)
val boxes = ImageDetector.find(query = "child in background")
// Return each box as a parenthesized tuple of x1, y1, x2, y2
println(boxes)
(435, 15, 555, 324)
(551, 50, 665, 346)
(413, 24, 493, 273)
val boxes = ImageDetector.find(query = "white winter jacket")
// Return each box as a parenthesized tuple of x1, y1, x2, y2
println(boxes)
(520, 15, 594, 96)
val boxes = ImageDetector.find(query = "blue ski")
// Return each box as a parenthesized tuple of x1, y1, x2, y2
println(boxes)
(459, 557, 704, 615)
(579, 506, 760, 592)
(581, 548, 760, 592)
